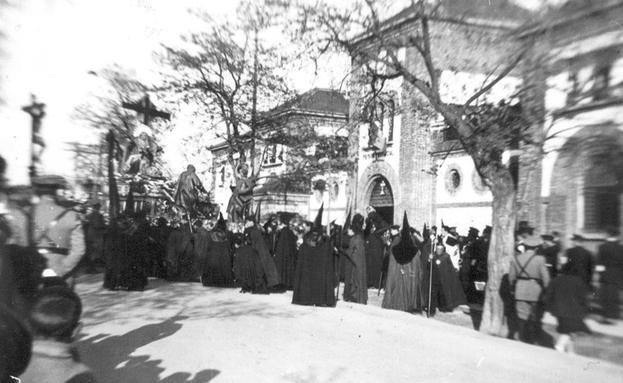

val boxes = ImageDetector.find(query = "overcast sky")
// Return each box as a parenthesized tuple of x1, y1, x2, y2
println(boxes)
(0, 0, 561, 184)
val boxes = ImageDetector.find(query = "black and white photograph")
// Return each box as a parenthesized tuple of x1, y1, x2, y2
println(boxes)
(1, 0, 623, 382)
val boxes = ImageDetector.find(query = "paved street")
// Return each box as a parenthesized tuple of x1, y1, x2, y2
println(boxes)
(74, 275, 623, 383)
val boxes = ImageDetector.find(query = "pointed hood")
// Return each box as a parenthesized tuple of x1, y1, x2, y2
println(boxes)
(312, 203, 324, 232)
(124, 188, 135, 216)
(214, 212, 227, 232)
(254, 200, 262, 224)
(392, 211, 418, 265)
(342, 210, 352, 234)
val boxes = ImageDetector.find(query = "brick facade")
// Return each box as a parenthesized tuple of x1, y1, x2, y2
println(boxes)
(349, 2, 623, 238)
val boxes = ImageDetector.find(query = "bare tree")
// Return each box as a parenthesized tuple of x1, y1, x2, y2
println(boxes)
(160, 0, 293, 184)
(287, 0, 544, 335)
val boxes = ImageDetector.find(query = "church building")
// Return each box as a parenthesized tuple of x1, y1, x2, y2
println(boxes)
(348, 0, 623, 245)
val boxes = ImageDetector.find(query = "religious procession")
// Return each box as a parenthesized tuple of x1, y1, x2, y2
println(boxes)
(2, 1, 623, 382)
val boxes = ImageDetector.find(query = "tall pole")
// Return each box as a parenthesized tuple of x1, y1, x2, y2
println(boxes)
(22, 95, 46, 247)
(250, 25, 259, 176)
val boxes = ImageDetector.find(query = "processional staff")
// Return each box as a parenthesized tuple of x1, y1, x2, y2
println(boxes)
(22, 94, 46, 246)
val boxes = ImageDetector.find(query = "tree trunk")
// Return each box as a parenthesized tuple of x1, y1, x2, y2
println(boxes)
(479, 175, 517, 336)
(106, 130, 120, 221)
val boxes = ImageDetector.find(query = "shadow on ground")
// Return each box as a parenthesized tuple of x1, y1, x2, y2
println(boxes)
(76, 314, 220, 383)
(76, 275, 299, 325)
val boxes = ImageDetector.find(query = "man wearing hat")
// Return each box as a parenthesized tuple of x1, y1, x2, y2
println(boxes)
(563, 234, 594, 288)
(509, 234, 551, 344)
(596, 226, 623, 324)
(8, 175, 85, 287)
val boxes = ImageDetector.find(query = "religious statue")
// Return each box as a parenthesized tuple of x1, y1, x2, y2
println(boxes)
(174, 165, 207, 215)
(226, 163, 257, 223)
(123, 124, 164, 178)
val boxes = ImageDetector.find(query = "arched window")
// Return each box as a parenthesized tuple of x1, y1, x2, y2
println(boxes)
(584, 153, 621, 230)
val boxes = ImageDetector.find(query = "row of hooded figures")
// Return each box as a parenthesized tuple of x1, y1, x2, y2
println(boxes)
(95, 200, 482, 318)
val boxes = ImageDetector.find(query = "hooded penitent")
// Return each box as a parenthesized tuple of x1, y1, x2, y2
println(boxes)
(312, 203, 324, 232)
(254, 200, 262, 225)
(124, 188, 135, 216)
(214, 213, 227, 233)
(392, 211, 418, 265)
(342, 210, 352, 234)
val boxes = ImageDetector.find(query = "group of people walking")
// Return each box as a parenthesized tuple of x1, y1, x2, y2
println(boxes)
(507, 223, 623, 353)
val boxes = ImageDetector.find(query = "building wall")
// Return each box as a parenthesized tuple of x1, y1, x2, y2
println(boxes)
(533, 4, 623, 246)
(351, 18, 518, 229)
(210, 111, 349, 222)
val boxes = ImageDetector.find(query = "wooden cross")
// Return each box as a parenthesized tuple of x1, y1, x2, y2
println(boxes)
(122, 94, 170, 125)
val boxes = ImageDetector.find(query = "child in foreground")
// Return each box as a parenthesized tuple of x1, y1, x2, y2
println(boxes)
(20, 286, 97, 383)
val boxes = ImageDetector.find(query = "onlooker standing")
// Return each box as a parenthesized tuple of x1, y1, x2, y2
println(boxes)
(509, 234, 550, 344)
(20, 286, 97, 383)
(596, 227, 623, 324)
(563, 234, 594, 288)
(545, 262, 590, 353)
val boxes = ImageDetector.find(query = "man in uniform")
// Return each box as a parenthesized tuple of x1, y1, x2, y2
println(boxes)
(509, 234, 550, 344)
(9, 175, 85, 287)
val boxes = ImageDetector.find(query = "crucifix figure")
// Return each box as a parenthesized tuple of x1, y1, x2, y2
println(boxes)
(121, 94, 170, 176)
(22, 94, 46, 179)
(122, 94, 171, 126)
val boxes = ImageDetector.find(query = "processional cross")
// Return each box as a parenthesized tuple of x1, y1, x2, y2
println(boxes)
(22, 94, 46, 179)
(119, 94, 171, 214)
(122, 94, 171, 125)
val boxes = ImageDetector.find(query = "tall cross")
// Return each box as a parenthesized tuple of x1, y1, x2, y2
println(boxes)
(22, 94, 46, 179)
(122, 94, 170, 126)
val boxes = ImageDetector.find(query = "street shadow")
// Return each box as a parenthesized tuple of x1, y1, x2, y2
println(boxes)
(76, 314, 220, 383)
(78, 276, 299, 326)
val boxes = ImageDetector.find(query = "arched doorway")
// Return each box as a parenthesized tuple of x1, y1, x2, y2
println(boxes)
(368, 176, 394, 224)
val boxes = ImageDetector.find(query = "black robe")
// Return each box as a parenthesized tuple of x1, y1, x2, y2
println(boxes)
(248, 227, 280, 287)
(344, 233, 367, 304)
(292, 236, 336, 307)
(233, 244, 267, 294)
(193, 227, 211, 280)
(149, 224, 171, 278)
(273, 227, 298, 289)
(365, 233, 385, 288)
(104, 223, 147, 291)
(202, 230, 233, 287)
(422, 252, 467, 311)
(165, 228, 194, 281)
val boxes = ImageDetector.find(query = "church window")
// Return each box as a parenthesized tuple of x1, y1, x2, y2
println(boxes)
(567, 71, 580, 106)
(444, 167, 462, 194)
(592, 65, 610, 101)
